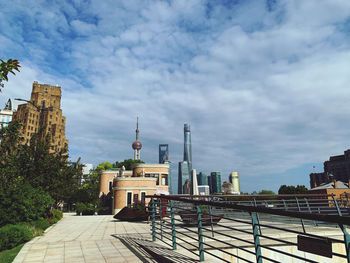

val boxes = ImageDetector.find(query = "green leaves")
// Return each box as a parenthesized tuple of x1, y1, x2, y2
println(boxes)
(0, 58, 20, 90)
(0, 121, 79, 209)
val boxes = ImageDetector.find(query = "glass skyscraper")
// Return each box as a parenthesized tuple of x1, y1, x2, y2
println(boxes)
(197, 172, 208, 185)
(159, 144, 169, 164)
(183, 124, 192, 171)
(210, 172, 222, 194)
(178, 161, 190, 194)
(178, 123, 193, 194)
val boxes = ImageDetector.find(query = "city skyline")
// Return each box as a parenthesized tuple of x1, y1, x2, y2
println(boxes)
(2, 1, 350, 193)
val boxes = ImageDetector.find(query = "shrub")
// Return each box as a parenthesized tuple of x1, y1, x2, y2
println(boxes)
(82, 203, 95, 215)
(50, 209, 63, 220)
(0, 224, 33, 251)
(98, 207, 111, 215)
(76, 202, 86, 214)
(0, 183, 53, 226)
(132, 200, 145, 212)
(29, 218, 51, 231)
(49, 218, 58, 224)
(76, 202, 96, 215)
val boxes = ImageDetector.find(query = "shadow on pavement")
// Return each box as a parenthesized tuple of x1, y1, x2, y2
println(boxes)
(112, 234, 199, 263)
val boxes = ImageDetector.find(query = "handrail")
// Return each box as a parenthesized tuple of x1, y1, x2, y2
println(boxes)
(146, 195, 350, 226)
(148, 195, 350, 262)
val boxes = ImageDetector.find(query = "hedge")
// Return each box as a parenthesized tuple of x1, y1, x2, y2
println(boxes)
(0, 183, 53, 227)
(0, 224, 33, 251)
(50, 209, 63, 220)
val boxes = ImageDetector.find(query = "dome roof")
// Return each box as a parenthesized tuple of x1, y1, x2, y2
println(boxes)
(132, 140, 142, 150)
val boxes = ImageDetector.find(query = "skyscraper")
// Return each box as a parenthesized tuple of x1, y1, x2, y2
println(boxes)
(197, 172, 208, 185)
(184, 123, 192, 171)
(229, 172, 241, 194)
(159, 144, 172, 194)
(178, 161, 190, 194)
(211, 172, 222, 194)
(178, 123, 193, 194)
(12, 81, 68, 152)
(132, 117, 142, 160)
(159, 144, 169, 164)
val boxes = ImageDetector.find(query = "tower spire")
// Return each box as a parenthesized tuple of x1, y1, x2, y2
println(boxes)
(136, 116, 139, 140)
(132, 116, 142, 160)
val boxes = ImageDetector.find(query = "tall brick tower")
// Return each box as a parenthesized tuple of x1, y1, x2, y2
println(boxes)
(12, 81, 68, 152)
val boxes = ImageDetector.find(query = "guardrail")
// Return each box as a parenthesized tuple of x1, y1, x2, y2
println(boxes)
(146, 194, 350, 263)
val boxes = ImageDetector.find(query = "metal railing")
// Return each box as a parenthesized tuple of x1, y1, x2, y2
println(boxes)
(147, 194, 350, 263)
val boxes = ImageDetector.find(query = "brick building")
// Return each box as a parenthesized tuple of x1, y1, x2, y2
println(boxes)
(12, 81, 68, 152)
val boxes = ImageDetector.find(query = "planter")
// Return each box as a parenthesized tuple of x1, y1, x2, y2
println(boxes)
(179, 210, 223, 225)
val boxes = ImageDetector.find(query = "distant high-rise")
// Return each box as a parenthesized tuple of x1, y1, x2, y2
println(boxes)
(178, 161, 190, 194)
(229, 172, 241, 194)
(197, 172, 208, 186)
(132, 117, 142, 160)
(208, 175, 212, 194)
(210, 172, 222, 194)
(178, 123, 193, 194)
(159, 144, 169, 164)
(184, 124, 192, 171)
(159, 144, 172, 193)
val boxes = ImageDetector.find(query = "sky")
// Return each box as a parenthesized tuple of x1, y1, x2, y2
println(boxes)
(1, 0, 350, 193)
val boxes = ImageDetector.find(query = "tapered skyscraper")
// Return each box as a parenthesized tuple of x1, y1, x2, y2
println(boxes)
(178, 123, 193, 194)
(183, 123, 192, 171)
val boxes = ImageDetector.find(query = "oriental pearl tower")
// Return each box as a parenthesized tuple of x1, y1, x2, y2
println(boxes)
(132, 117, 142, 160)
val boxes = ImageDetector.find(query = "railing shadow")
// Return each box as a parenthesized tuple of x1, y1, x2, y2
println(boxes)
(112, 234, 199, 263)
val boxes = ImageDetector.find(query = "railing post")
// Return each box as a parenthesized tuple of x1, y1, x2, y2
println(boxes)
(196, 205, 204, 261)
(208, 204, 215, 237)
(295, 197, 306, 233)
(159, 198, 163, 240)
(151, 199, 156, 241)
(304, 197, 317, 226)
(253, 198, 262, 235)
(332, 195, 342, 216)
(250, 212, 263, 263)
(170, 201, 177, 250)
(340, 224, 350, 263)
(282, 199, 288, 210)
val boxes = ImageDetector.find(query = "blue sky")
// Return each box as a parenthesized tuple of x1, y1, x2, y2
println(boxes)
(1, 0, 350, 193)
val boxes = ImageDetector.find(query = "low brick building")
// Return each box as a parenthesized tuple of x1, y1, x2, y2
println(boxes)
(99, 163, 169, 214)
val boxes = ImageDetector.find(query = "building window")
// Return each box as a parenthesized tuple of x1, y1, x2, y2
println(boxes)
(109, 181, 113, 192)
(161, 176, 168, 186)
(133, 193, 139, 202)
(127, 192, 132, 207)
(141, 192, 146, 203)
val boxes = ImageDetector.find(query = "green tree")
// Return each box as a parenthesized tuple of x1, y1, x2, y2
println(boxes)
(278, 185, 308, 194)
(0, 59, 20, 90)
(258, 190, 275, 195)
(113, 159, 144, 170)
(73, 168, 100, 205)
(0, 122, 79, 208)
(96, 162, 113, 171)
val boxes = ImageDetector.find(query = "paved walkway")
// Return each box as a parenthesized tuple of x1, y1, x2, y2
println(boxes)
(13, 213, 157, 263)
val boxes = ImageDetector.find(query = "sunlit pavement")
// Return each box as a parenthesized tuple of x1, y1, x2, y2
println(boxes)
(13, 213, 152, 263)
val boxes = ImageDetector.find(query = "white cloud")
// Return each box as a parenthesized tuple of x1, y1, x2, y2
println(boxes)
(1, 1, 350, 192)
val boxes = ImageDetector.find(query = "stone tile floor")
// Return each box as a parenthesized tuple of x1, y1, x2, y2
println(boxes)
(13, 213, 159, 263)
